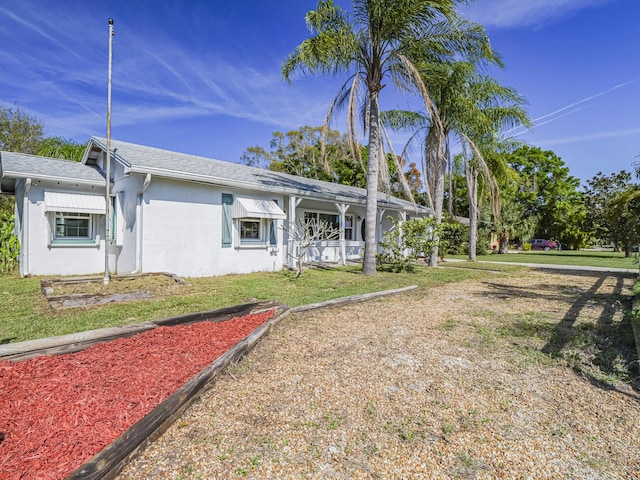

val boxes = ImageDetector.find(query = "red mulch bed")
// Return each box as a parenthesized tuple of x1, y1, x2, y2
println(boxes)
(0, 309, 275, 480)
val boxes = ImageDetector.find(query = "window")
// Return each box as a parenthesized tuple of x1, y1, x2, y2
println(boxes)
(240, 218, 262, 241)
(344, 215, 354, 240)
(303, 211, 342, 240)
(54, 212, 92, 240)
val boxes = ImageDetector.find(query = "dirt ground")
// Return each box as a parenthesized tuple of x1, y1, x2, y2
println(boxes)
(117, 267, 640, 479)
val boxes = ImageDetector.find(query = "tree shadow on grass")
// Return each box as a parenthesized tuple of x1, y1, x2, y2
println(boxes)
(481, 269, 639, 399)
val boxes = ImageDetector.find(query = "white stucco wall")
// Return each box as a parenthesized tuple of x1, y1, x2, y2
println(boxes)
(138, 179, 285, 277)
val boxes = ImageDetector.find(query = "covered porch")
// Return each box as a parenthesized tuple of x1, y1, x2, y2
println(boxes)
(283, 194, 415, 269)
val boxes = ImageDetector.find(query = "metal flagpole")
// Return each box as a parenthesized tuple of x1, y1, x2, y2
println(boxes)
(104, 18, 114, 285)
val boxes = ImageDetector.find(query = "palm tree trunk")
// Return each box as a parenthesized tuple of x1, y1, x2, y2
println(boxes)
(362, 92, 381, 275)
(499, 232, 510, 254)
(467, 165, 478, 261)
(428, 148, 446, 267)
(446, 138, 453, 217)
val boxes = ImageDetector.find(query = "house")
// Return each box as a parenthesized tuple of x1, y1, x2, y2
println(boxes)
(0, 138, 430, 278)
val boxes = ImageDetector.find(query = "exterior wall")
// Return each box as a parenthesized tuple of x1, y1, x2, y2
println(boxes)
(138, 178, 285, 277)
(20, 180, 106, 276)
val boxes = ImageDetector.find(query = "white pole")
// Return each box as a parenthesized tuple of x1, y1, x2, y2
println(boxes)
(104, 18, 114, 285)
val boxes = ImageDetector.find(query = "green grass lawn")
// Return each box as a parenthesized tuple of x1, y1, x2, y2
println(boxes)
(0, 264, 495, 344)
(449, 249, 639, 270)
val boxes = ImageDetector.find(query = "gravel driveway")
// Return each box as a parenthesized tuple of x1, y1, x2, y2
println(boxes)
(117, 267, 640, 479)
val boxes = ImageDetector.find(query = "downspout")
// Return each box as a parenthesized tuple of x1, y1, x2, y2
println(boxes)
(22, 178, 32, 276)
(132, 173, 151, 274)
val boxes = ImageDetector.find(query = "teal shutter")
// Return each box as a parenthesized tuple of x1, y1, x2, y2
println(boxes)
(269, 200, 278, 246)
(222, 193, 233, 248)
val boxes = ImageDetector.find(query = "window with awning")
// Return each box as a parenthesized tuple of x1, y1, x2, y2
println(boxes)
(232, 197, 286, 220)
(44, 191, 106, 215)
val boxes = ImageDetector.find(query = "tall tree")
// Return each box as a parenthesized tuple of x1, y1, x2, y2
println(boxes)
(604, 186, 640, 256)
(241, 126, 364, 185)
(508, 145, 586, 248)
(282, 0, 490, 274)
(451, 71, 529, 261)
(0, 104, 44, 154)
(582, 170, 634, 246)
(386, 62, 530, 262)
(36, 136, 86, 162)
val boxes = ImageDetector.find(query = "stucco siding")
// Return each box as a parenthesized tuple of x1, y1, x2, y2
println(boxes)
(138, 179, 284, 277)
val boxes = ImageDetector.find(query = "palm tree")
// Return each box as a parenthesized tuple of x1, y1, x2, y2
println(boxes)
(386, 62, 530, 263)
(282, 0, 491, 275)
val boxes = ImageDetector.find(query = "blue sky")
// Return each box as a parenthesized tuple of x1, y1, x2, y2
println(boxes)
(1, 0, 638, 186)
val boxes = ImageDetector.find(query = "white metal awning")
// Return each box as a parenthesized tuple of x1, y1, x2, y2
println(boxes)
(233, 197, 286, 220)
(44, 191, 106, 214)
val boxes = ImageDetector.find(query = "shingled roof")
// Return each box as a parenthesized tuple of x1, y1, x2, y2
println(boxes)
(0, 151, 105, 194)
(87, 137, 429, 214)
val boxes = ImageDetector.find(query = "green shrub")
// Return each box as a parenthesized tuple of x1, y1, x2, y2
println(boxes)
(440, 219, 468, 255)
(377, 217, 441, 272)
(522, 242, 532, 251)
(476, 224, 493, 256)
(0, 214, 19, 273)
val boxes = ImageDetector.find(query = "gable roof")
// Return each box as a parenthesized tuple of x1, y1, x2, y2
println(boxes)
(0, 151, 106, 194)
(86, 137, 429, 214)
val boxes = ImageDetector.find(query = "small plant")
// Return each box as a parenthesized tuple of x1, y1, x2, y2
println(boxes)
(283, 217, 339, 279)
(442, 423, 455, 434)
(440, 319, 459, 331)
(323, 411, 341, 430)
(377, 216, 441, 272)
(365, 400, 376, 420)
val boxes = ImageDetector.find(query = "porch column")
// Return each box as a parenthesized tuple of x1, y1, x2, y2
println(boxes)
(287, 195, 303, 270)
(335, 202, 349, 265)
(377, 208, 386, 253)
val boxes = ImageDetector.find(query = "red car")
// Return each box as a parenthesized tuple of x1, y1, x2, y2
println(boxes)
(530, 239, 557, 251)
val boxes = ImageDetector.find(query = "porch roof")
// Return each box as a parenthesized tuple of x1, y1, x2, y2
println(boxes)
(86, 137, 429, 215)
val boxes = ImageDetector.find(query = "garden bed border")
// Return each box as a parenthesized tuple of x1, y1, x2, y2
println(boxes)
(0, 301, 280, 361)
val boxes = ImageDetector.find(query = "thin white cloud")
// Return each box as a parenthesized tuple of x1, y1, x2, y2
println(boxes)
(507, 79, 637, 137)
(539, 126, 640, 146)
(532, 80, 635, 124)
(0, 1, 339, 143)
(0, 6, 85, 59)
(461, 0, 616, 28)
